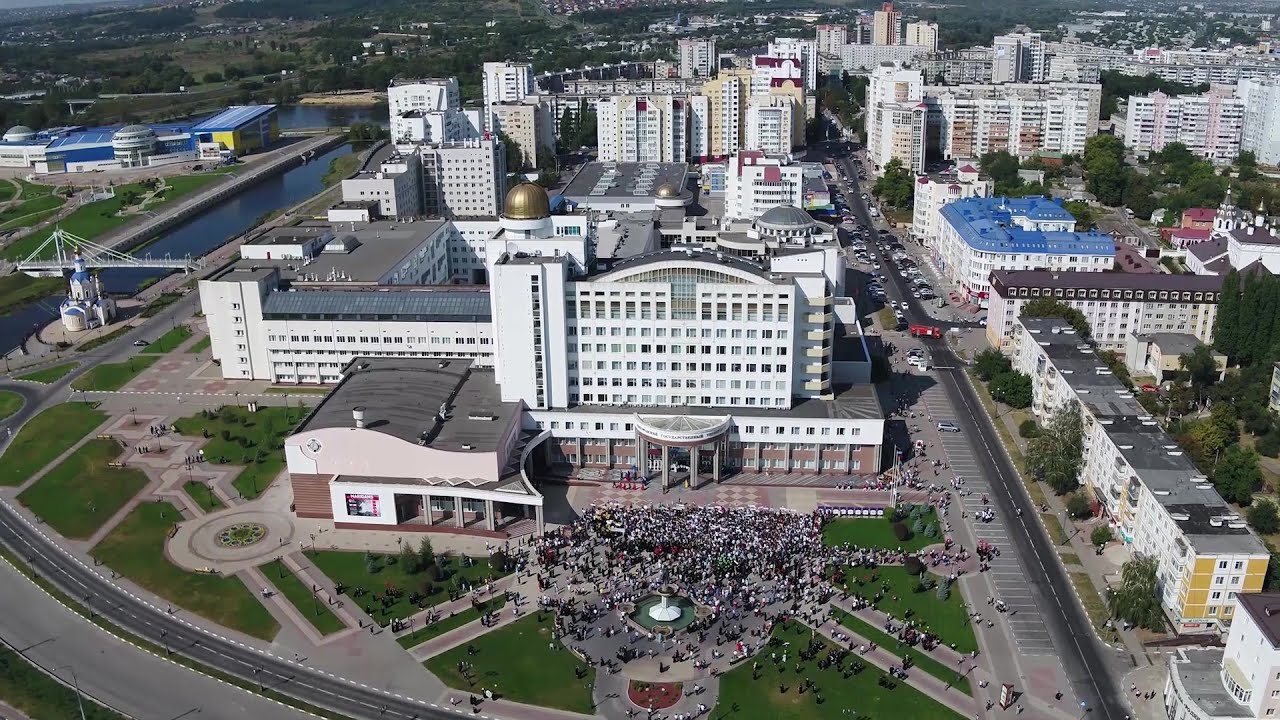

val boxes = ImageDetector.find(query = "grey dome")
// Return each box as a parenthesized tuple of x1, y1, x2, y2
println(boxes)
(114, 124, 154, 139)
(757, 204, 816, 230)
(3, 125, 34, 142)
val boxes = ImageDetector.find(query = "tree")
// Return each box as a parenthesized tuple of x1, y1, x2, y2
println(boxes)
(498, 131, 525, 172)
(1082, 135, 1129, 206)
(1019, 419, 1040, 438)
(989, 371, 1033, 409)
(1066, 493, 1093, 520)
(1249, 500, 1280, 535)
(535, 150, 560, 188)
(1063, 200, 1098, 231)
(1215, 446, 1263, 506)
(417, 536, 435, 571)
(979, 150, 1022, 195)
(974, 348, 1011, 382)
(1179, 345, 1220, 394)
(1107, 556, 1165, 631)
(873, 158, 914, 208)
(1237, 150, 1260, 181)
(1090, 525, 1113, 547)
(398, 543, 419, 574)
(1027, 405, 1085, 495)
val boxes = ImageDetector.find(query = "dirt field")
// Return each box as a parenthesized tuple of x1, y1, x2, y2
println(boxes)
(298, 91, 386, 106)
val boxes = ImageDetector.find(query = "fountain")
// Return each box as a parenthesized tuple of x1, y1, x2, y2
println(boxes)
(647, 586, 684, 623)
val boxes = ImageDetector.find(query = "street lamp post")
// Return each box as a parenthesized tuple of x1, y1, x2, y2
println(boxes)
(55, 665, 87, 720)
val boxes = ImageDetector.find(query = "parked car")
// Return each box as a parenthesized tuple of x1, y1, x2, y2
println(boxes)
(1141, 384, 1159, 393)
(937, 422, 961, 433)
(132, 340, 149, 347)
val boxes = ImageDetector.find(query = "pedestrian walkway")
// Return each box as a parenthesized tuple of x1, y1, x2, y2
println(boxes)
(408, 573, 540, 662)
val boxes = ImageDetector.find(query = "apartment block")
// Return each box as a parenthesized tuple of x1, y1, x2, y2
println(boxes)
(769, 38, 818, 90)
(986, 270, 1224, 352)
(934, 197, 1114, 307)
(992, 32, 1047, 83)
(745, 95, 798, 155)
(815, 24, 847, 54)
(678, 38, 717, 79)
(864, 65, 925, 172)
(419, 138, 508, 219)
(910, 164, 993, 247)
(597, 95, 691, 163)
(872, 2, 901, 45)
(904, 21, 939, 52)
(1238, 77, 1280, 166)
(482, 62, 534, 128)
(935, 82, 1101, 160)
(489, 99, 556, 170)
(725, 151, 805, 220)
(1124, 89, 1246, 165)
(1011, 317, 1266, 634)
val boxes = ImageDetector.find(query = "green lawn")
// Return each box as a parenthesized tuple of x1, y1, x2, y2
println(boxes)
(182, 479, 223, 513)
(17, 438, 149, 539)
(173, 405, 310, 499)
(0, 402, 106, 486)
(0, 648, 128, 719)
(139, 292, 184, 318)
(91, 501, 279, 641)
(75, 326, 133, 352)
(140, 324, 192, 353)
(717, 620, 964, 720)
(425, 613, 595, 714)
(16, 180, 54, 199)
(0, 272, 62, 314)
(846, 566, 977, 654)
(262, 559, 347, 635)
(823, 506, 943, 553)
(187, 335, 211, 354)
(0, 389, 21, 421)
(0, 193, 64, 226)
(0, 207, 60, 230)
(70, 355, 159, 391)
(307, 550, 509, 626)
(831, 607, 971, 694)
(0, 180, 15, 202)
(397, 596, 508, 649)
(16, 362, 77, 384)
(2, 176, 220, 260)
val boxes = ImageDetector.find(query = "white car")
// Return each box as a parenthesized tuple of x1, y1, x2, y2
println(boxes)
(937, 422, 961, 433)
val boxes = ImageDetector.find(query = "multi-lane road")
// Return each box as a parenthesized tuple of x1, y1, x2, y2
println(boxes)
(825, 141, 1129, 720)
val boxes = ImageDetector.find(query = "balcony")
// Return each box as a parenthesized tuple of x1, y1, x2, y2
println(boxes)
(806, 325, 834, 342)
(806, 311, 834, 325)
(805, 343, 832, 358)
(805, 361, 832, 375)
(807, 294, 833, 307)
(804, 378, 832, 392)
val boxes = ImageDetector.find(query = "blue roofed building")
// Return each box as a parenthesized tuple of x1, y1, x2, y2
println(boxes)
(0, 110, 265, 174)
(191, 105, 279, 156)
(934, 196, 1116, 307)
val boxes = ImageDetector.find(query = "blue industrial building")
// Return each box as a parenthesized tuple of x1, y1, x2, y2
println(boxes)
(0, 104, 278, 175)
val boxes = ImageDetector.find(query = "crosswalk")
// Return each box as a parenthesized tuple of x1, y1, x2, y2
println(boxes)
(919, 383, 1058, 656)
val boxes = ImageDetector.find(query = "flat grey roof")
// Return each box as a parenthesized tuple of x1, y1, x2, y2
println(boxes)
(225, 220, 448, 283)
(261, 289, 491, 321)
(562, 161, 690, 201)
(1021, 317, 1267, 555)
(1171, 650, 1251, 718)
(297, 358, 518, 454)
(591, 246, 784, 282)
(1134, 332, 1205, 357)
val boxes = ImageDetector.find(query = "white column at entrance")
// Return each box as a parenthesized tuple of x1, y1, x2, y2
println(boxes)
(535, 504, 545, 533)
(784, 442, 792, 473)
(424, 493, 433, 524)
(485, 500, 496, 531)
(661, 444, 670, 490)
(844, 443, 853, 475)
(714, 441, 722, 483)
(637, 436, 647, 478)
(454, 496, 465, 528)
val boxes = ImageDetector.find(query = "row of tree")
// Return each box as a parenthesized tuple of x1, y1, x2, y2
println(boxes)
(973, 349, 1032, 410)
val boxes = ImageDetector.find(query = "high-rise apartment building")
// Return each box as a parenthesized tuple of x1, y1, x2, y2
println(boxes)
(419, 137, 508, 219)
(815, 24, 847, 54)
(853, 15, 874, 45)
(745, 96, 797, 155)
(596, 95, 691, 163)
(769, 38, 818, 90)
(702, 69, 752, 160)
(904, 21, 939, 52)
(482, 62, 534, 129)
(1124, 89, 1246, 165)
(1238, 77, 1280, 166)
(911, 164, 992, 246)
(934, 82, 1101, 160)
(992, 32, 1047, 84)
(872, 2, 901, 45)
(678, 38, 717, 79)
(489, 99, 556, 170)
(388, 78, 482, 145)
(864, 65, 925, 171)
(388, 78, 460, 117)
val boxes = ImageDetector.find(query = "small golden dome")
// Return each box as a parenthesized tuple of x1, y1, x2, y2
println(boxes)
(504, 182, 551, 220)
(655, 183, 680, 199)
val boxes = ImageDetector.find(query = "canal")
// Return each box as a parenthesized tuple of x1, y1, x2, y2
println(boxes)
(0, 140, 355, 356)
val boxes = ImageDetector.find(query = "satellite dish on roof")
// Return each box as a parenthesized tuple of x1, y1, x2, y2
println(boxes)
(506, 241, 519, 255)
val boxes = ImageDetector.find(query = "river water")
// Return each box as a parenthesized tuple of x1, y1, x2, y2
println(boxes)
(274, 104, 389, 130)
(0, 139, 355, 356)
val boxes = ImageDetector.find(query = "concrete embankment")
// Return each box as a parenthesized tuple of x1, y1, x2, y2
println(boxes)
(99, 134, 345, 256)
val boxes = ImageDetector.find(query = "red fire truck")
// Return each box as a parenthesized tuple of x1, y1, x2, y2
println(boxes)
(909, 324, 943, 339)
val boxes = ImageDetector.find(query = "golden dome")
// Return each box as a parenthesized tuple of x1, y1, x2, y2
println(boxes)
(504, 182, 551, 220)
(655, 183, 680, 199)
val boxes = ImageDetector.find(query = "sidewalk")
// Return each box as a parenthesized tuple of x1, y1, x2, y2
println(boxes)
(408, 572, 539, 662)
